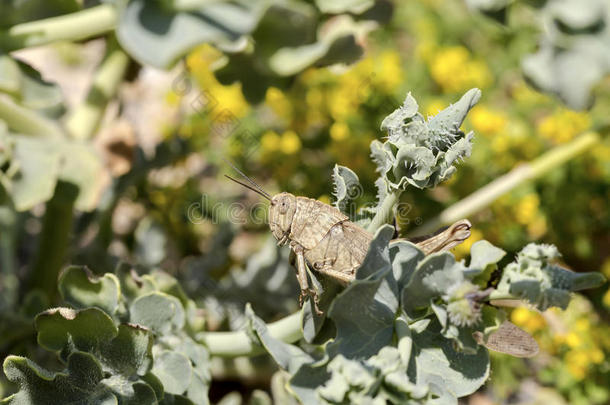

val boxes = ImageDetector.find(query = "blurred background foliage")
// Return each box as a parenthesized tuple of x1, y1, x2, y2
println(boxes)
(1, 0, 610, 404)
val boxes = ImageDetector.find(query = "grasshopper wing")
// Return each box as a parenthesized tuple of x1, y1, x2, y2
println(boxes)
(304, 221, 373, 284)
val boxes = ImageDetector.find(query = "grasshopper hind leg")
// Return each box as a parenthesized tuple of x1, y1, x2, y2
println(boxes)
(292, 244, 322, 315)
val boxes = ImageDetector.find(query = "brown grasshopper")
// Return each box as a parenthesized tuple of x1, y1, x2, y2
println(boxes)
(224, 164, 472, 314)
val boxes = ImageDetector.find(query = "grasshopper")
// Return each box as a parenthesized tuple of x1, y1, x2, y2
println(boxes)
(224, 163, 472, 314)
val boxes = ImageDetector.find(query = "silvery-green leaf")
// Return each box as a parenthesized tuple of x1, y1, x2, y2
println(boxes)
(36, 308, 153, 377)
(130, 292, 185, 334)
(355, 224, 394, 280)
(465, 240, 506, 278)
(409, 319, 489, 400)
(402, 252, 463, 318)
(380, 92, 419, 137)
(389, 240, 424, 290)
(58, 266, 121, 315)
(315, 0, 375, 14)
(269, 15, 364, 76)
(245, 304, 314, 373)
(427, 88, 480, 146)
(1, 352, 116, 405)
(248, 390, 272, 405)
(494, 243, 606, 310)
(327, 273, 397, 359)
(0, 0, 80, 28)
(55, 141, 107, 211)
(117, 0, 265, 69)
(134, 217, 167, 266)
(35, 307, 117, 358)
(9, 136, 60, 211)
(151, 351, 192, 395)
(0, 55, 20, 94)
(331, 164, 361, 215)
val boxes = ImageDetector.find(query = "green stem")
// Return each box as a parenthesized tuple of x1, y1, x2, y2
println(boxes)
(65, 37, 130, 140)
(27, 181, 78, 300)
(0, 95, 65, 138)
(0, 4, 117, 52)
(412, 132, 600, 236)
(366, 190, 401, 233)
(0, 205, 17, 275)
(198, 310, 302, 357)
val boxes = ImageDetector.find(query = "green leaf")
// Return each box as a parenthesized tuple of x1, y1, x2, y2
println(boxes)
(315, 0, 375, 14)
(135, 217, 167, 266)
(58, 266, 121, 315)
(55, 141, 107, 211)
(151, 351, 192, 395)
(402, 252, 463, 318)
(35, 307, 153, 377)
(5, 135, 106, 212)
(36, 307, 118, 357)
(0, 0, 81, 29)
(376, 89, 479, 190)
(328, 226, 397, 359)
(8, 136, 60, 211)
(130, 292, 186, 334)
(1, 352, 113, 405)
(246, 304, 314, 373)
(495, 243, 607, 310)
(409, 319, 490, 401)
(268, 16, 364, 76)
(331, 164, 361, 215)
(116, 0, 265, 69)
(389, 240, 424, 290)
(467, 240, 505, 275)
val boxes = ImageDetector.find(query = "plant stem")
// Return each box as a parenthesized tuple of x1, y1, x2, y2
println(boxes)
(0, 205, 17, 275)
(27, 181, 78, 300)
(65, 37, 130, 140)
(0, 4, 117, 52)
(198, 310, 302, 357)
(412, 132, 600, 236)
(366, 190, 401, 233)
(0, 95, 65, 138)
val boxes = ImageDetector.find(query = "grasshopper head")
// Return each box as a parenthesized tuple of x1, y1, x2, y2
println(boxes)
(269, 192, 297, 242)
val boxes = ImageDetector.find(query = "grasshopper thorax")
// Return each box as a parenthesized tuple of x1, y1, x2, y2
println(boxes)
(269, 192, 297, 243)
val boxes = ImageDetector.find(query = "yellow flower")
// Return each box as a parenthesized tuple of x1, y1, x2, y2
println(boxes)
(261, 131, 280, 153)
(575, 318, 590, 333)
(453, 228, 482, 259)
(280, 130, 302, 154)
(565, 350, 588, 380)
(588, 348, 604, 364)
(511, 80, 550, 105)
(537, 109, 591, 144)
(469, 106, 507, 135)
(318, 194, 331, 205)
(511, 307, 546, 332)
(491, 134, 510, 154)
(376, 50, 404, 92)
(330, 122, 350, 141)
(428, 46, 492, 93)
(424, 99, 445, 117)
(603, 289, 610, 308)
(527, 215, 547, 239)
(186, 44, 250, 118)
(265, 87, 292, 121)
(565, 332, 582, 348)
(515, 193, 540, 225)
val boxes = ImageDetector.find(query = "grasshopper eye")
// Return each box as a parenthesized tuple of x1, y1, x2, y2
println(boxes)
(279, 199, 289, 214)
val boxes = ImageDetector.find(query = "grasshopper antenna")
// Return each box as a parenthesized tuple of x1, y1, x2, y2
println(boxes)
(224, 174, 272, 201)
(222, 158, 273, 200)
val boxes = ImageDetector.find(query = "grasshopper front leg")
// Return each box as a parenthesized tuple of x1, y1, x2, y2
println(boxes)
(292, 244, 322, 315)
